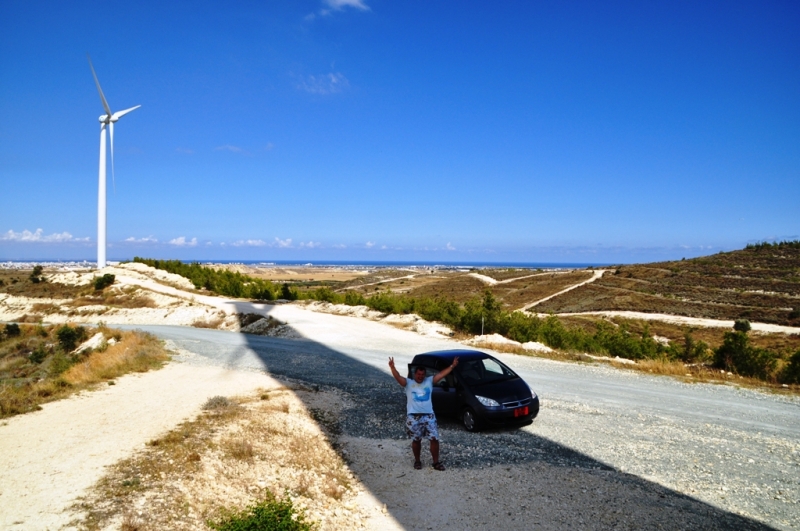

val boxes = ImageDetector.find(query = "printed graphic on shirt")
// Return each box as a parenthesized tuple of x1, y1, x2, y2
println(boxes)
(411, 387, 431, 403)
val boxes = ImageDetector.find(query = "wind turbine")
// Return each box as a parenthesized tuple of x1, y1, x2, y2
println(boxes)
(88, 55, 140, 269)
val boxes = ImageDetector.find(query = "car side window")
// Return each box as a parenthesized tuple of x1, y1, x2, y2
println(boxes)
(483, 358, 504, 375)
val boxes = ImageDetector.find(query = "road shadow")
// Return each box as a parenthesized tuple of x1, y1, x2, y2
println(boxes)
(153, 305, 778, 531)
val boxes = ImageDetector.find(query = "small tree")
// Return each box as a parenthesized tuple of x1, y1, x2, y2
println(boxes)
(280, 283, 297, 301)
(733, 319, 751, 333)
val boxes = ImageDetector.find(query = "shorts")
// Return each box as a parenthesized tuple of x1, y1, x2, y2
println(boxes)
(405, 413, 439, 441)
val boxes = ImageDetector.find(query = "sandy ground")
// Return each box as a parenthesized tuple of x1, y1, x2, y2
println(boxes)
(0, 362, 281, 530)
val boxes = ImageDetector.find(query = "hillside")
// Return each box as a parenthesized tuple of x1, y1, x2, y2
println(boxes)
(536, 242, 800, 326)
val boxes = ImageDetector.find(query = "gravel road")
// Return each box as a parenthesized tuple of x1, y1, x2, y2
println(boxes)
(130, 304, 798, 530)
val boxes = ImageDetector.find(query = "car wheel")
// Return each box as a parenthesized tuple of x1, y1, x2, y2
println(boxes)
(461, 407, 480, 432)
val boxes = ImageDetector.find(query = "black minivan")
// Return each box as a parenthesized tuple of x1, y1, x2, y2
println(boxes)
(407, 349, 539, 431)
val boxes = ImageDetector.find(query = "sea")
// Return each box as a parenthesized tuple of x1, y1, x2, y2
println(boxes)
(0, 259, 608, 271)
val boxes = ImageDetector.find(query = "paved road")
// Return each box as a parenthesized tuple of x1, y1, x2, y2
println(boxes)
(128, 304, 799, 530)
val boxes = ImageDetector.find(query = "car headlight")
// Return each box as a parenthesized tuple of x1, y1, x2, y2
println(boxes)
(475, 395, 500, 407)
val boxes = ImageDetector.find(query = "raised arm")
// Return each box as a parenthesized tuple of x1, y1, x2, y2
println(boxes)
(433, 356, 459, 385)
(388, 357, 407, 387)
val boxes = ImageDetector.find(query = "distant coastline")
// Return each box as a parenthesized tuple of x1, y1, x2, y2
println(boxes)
(0, 259, 610, 270)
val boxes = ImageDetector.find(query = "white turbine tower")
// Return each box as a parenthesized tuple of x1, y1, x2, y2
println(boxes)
(88, 55, 140, 269)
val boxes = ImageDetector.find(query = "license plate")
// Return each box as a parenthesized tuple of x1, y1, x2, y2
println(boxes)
(514, 406, 529, 417)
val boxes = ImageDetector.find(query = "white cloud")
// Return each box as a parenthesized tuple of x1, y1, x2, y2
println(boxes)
(296, 72, 350, 95)
(274, 237, 293, 248)
(325, 0, 369, 10)
(263, 142, 275, 152)
(365, 241, 375, 248)
(307, 0, 369, 19)
(232, 239, 268, 247)
(168, 236, 198, 247)
(125, 236, 158, 243)
(1, 228, 89, 243)
(175, 147, 194, 154)
(300, 241, 321, 249)
(446, 242, 456, 251)
(214, 144, 246, 153)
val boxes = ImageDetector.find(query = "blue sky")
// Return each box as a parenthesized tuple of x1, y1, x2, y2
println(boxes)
(1, 0, 798, 264)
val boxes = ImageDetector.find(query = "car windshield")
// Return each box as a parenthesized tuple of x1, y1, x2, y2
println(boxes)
(458, 357, 516, 385)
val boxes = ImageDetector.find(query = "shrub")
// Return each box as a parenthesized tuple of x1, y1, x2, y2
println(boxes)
(203, 396, 233, 410)
(280, 283, 298, 301)
(733, 319, 751, 333)
(713, 330, 778, 380)
(29, 265, 44, 284)
(208, 491, 314, 531)
(343, 291, 366, 306)
(56, 325, 86, 352)
(780, 350, 800, 384)
(50, 352, 74, 375)
(4, 323, 21, 338)
(312, 286, 342, 304)
(29, 345, 48, 364)
(94, 274, 116, 291)
(131, 258, 276, 300)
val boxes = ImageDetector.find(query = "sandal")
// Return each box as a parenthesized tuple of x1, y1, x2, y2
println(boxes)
(432, 462, 445, 471)
(414, 461, 422, 470)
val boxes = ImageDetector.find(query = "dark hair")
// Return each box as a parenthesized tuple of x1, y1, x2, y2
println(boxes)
(414, 366, 427, 374)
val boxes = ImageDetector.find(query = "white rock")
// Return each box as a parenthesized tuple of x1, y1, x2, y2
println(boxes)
(72, 332, 106, 354)
(521, 341, 554, 353)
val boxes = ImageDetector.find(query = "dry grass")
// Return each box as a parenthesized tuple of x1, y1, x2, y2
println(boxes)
(69, 287, 157, 310)
(192, 316, 225, 329)
(0, 328, 169, 418)
(73, 388, 365, 531)
(61, 330, 169, 387)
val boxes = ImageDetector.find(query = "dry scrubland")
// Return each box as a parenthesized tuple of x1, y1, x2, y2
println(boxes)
(0, 323, 169, 418)
(75, 388, 374, 531)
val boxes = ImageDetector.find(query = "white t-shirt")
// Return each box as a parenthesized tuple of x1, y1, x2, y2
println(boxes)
(405, 375, 434, 414)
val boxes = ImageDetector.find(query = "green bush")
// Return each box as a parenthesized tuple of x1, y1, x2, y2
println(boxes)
(50, 352, 74, 375)
(280, 283, 298, 301)
(343, 291, 366, 306)
(56, 325, 85, 352)
(4, 323, 21, 338)
(312, 286, 342, 304)
(208, 491, 314, 531)
(132, 258, 277, 301)
(714, 330, 778, 380)
(93, 274, 116, 291)
(733, 319, 751, 333)
(780, 350, 800, 384)
(29, 345, 48, 364)
(672, 331, 709, 363)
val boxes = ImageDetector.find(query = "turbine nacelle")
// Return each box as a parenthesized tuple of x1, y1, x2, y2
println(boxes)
(98, 105, 141, 124)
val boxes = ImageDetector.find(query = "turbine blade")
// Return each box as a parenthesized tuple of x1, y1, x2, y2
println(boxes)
(111, 105, 141, 121)
(110, 121, 116, 194)
(87, 54, 112, 118)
